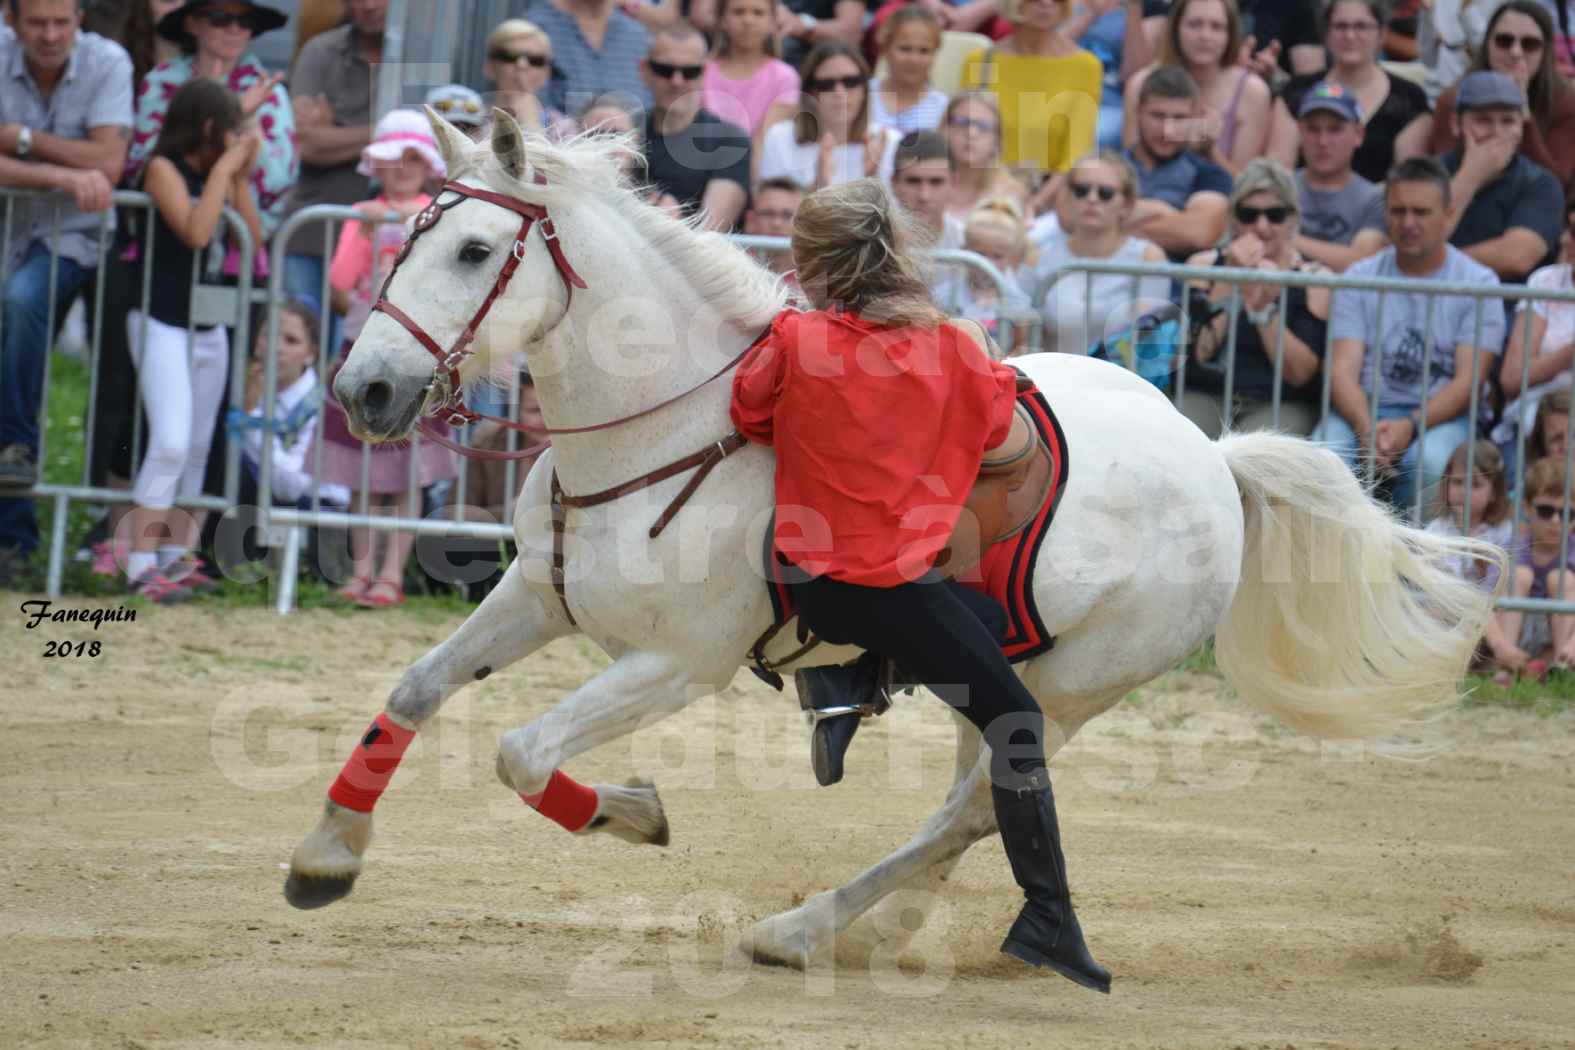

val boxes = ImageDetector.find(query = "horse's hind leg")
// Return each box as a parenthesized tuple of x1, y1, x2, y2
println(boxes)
(742, 713, 996, 969)
(285, 563, 571, 909)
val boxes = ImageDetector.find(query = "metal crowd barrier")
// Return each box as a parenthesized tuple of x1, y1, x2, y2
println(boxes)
(1035, 258, 1575, 615)
(0, 187, 254, 598)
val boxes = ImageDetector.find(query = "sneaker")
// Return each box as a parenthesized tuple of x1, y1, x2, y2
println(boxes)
(89, 540, 128, 577)
(0, 444, 38, 489)
(166, 555, 220, 595)
(128, 569, 192, 604)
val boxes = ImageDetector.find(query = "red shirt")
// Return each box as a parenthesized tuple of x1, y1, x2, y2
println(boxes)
(730, 307, 1019, 587)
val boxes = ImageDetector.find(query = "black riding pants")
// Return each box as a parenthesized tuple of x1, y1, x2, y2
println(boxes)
(793, 572, 1048, 784)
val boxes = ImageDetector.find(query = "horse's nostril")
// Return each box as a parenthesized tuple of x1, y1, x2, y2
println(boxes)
(363, 379, 394, 417)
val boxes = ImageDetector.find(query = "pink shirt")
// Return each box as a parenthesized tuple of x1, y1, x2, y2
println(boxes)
(330, 193, 434, 344)
(701, 58, 800, 136)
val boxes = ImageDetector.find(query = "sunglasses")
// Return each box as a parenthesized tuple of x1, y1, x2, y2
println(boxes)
(949, 115, 998, 133)
(202, 9, 255, 30)
(492, 50, 551, 68)
(1492, 32, 1544, 52)
(432, 97, 482, 115)
(1068, 180, 1119, 202)
(1235, 204, 1293, 225)
(810, 74, 864, 92)
(1532, 502, 1566, 521)
(649, 61, 704, 80)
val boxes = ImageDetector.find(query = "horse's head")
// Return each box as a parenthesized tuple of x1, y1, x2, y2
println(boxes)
(333, 107, 584, 441)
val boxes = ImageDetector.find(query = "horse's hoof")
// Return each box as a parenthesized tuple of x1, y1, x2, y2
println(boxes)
(587, 778, 670, 846)
(284, 870, 357, 910)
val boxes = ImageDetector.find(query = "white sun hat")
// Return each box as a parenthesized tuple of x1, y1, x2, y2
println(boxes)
(357, 108, 448, 179)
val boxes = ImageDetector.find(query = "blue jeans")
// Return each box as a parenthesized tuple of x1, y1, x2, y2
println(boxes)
(282, 253, 343, 352)
(0, 242, 91, 554)
(1313, 408, 1473, 515)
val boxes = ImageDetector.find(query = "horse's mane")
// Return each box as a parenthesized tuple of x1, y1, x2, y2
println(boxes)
(459, 130, 790, 332)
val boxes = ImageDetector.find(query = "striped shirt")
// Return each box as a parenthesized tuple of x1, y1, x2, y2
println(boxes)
(525, 0, 651, 117)
(0, 30, 133, 272)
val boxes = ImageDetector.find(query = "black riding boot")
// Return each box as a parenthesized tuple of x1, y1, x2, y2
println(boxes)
(795, 651, 886, 787)
(993, 773, 1112, 993)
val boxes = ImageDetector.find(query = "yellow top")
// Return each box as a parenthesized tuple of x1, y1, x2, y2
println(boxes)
(961, 47, 1103, 172)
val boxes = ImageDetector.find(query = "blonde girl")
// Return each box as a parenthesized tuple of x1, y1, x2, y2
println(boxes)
(932, 197, 1033, 348)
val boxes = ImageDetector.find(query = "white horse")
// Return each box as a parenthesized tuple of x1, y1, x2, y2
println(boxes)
(286, 110, 1499, 970)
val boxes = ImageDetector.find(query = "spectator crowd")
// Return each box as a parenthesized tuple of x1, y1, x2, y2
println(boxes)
(1, 0, 1574, 671)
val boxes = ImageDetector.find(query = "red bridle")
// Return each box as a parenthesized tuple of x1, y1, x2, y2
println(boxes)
(371, 177, 586, 432)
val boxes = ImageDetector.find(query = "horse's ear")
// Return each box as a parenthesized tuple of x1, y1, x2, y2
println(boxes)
(423, 105, 473, 178)
(490, 107, 528, 181)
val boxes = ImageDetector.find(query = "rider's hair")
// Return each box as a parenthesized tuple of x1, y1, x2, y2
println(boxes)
(791, 178, 947, 328)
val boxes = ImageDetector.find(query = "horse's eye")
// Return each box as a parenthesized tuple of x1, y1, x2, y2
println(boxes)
(459, 243, 492, 265)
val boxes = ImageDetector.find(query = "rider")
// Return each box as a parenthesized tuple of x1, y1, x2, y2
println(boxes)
(729, 179, 1111, 994)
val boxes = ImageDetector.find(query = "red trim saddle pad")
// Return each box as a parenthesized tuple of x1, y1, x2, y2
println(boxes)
(763, 378, 1069, 665)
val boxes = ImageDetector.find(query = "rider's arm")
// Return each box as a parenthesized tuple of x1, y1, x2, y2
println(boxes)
(730, 326, 791, 445)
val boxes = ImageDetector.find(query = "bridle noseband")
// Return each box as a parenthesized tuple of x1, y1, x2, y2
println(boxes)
(371, 176, 586, 430)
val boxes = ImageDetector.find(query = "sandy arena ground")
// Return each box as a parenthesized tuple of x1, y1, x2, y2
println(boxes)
(2, 596, 1573, 1049)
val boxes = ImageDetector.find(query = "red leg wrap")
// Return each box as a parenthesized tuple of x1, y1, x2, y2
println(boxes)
(328, 712, 416, 813)
(520, 769, 599, 832)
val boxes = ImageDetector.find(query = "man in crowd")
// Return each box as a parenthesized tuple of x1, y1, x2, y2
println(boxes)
(282, 0, 386, 325)
(743, 176, 802, 280)
(890, 130, 963, 249)
(1293, 81, 1387, 273)
(527, 0, 651, 116)
(0, 0, 131, 584)
(639, 23, 749, 231)
(1440, 70, 1564, 287)
(1122, 67, 1231, 260)
(1316, 157, 1506, 512)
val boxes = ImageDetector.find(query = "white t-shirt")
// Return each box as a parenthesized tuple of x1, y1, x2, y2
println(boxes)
(757, 120, 901, 188)
(1494, 263, 1575, 444)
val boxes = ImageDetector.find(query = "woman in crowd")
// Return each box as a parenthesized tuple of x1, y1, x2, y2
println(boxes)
(124, 79, 264, 602)
(962, 0, 1104, 175)
(1427, 0, 1575, 191)
(129, 0, 297, 243)
(942, 91, 1023, 220)
(1268, 0, 1433, 184)
(701, 0, 800, 138)
(1025, 151, 1168, 355)
(316, 110, 456, 609)
(1180, 158, 1329, 438)
(483, 19, 575, 140)
(869, 5, 949, 133)
(758, 41, 900, 189)
(1123, 0, 1271, 176)
(107, 0, 186, 90)
(1497, 194, 1575, 459)
(731, 178, 1110, 996)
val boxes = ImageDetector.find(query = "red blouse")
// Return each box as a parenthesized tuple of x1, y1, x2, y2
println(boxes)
(730, 307, 1019, 587)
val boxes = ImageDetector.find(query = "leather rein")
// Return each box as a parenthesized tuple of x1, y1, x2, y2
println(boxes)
(369, 177, 765, 625)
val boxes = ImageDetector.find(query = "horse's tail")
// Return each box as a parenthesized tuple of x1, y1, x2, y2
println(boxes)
(1214, 432, 1505, 739)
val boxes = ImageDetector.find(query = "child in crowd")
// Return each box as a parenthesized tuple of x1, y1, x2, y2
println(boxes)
(122, 79, 265, 603)
(238, 300, 349, 510)
(1498, 456, 1575, 678)
(1423, 442, 1520, 679)
(315, 108, 457, 609)
(701, 0, 800, 137)
(870, 5, 949, 133)
(1524, 388, 1573, 472)
(930, 197, 1032, 350)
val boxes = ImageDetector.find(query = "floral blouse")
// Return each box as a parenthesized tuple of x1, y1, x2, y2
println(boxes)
(128, 52, 299, 241)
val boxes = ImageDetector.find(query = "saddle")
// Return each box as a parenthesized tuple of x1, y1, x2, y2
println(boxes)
(932, 320, 1053, 580)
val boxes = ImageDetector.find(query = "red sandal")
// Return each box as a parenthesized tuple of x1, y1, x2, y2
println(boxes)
(355, 579, 405, 608)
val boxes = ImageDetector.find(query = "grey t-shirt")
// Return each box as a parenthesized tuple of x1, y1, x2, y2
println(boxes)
(1296, 170, 1385, 248)
(1331, 246, 1505, 412)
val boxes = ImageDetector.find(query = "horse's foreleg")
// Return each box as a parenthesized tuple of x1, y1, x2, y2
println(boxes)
(743, 713, 996, 970)
(285, 564, 571, 909)
(494, 649, 706, 847)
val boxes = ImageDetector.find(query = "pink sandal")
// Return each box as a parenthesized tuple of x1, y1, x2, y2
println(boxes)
(355, 579, 405, 608)
(335, 576, 373, 604)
